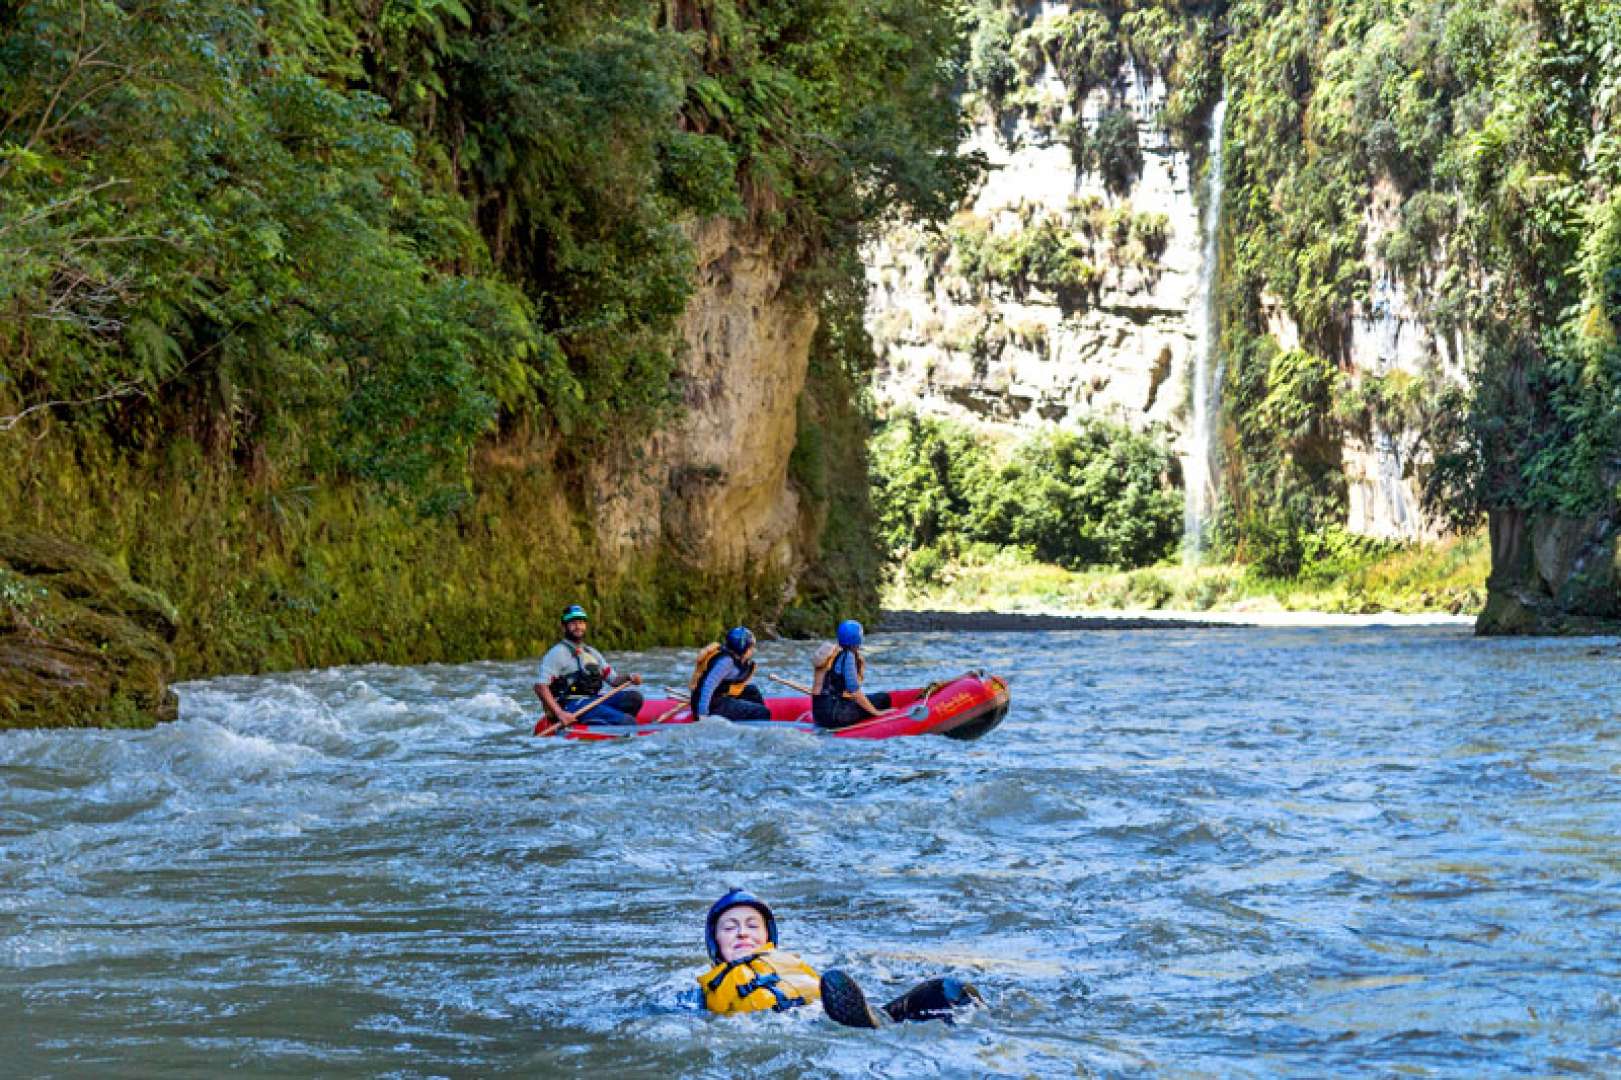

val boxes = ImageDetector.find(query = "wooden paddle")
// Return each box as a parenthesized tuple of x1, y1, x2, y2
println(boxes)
(533, 682, 625, 737)
(768, 673, 813, 695)
(650, 701, 691, 723)
(646, 686, 693, 724)
(768, 671, 927, 721)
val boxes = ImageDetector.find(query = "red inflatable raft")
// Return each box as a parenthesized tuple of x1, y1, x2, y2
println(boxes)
(534, 672, 1010, 742)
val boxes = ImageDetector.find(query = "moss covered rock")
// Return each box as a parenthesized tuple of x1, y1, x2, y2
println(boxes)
(1477, 509, 1621, 636)
(0, 532, 179, 729)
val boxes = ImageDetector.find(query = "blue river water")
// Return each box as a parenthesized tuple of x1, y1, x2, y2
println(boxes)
(2, 624, 1619, 1076)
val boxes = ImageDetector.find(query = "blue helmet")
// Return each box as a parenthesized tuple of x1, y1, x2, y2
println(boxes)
(724, 626, 755, 658)
(836, 619, 863, 647)
(705, 888, 777, 963)
(560, 604, 589, 626)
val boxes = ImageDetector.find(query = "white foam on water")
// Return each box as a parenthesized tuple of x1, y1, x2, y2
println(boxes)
(462, 690, 525, 721)
(145, 717, 324, 783)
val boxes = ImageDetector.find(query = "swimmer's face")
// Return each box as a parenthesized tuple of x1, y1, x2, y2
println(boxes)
(714, 905, 768, 962)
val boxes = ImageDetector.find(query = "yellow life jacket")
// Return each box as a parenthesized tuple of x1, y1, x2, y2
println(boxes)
(697, 946, 822, 1014)
(689, 642, 751, 699)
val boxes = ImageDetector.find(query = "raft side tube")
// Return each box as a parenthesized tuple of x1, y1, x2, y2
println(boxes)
(537, 673, 1011, 741)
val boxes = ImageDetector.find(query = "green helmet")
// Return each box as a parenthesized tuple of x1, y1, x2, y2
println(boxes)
(560, 604, 589, 626)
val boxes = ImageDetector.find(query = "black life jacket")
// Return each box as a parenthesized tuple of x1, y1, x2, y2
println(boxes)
(548, 641, 605, 699)
(816, 646, 863, 698)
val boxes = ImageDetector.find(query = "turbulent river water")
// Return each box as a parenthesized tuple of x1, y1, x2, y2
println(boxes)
(4, 625, 1620, 1077)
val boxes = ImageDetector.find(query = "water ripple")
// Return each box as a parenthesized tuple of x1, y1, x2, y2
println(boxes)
(3, 626, 1620, 1075)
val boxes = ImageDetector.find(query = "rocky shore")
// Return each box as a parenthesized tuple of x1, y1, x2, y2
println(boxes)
(877, 609, 1239, 632)
(876, 608, 1477, 633)
(0, 532, 178, 729)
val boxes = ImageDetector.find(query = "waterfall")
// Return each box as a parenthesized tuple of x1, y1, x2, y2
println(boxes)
(1183, 95, 1228, 565)
(1370, 277, 1412, 535)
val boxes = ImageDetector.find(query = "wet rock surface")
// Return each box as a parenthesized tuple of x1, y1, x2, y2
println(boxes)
(0, 531, 178, 729)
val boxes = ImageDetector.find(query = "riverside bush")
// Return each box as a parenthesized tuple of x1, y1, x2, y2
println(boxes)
(870, 413, 1181, 571)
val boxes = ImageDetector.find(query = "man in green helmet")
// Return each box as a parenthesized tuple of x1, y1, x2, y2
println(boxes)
(535, 604, 644, 727)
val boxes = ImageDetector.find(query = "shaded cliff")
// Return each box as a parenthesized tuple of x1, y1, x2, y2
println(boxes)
(1217, 1, 1621, 631)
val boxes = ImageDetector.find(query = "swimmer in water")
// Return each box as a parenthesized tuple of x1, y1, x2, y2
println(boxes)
(694, 888, 984, 1028)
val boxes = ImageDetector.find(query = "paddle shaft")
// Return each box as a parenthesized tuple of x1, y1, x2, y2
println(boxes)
(534, 681, 625, 736)
(769, 671, 894, 720)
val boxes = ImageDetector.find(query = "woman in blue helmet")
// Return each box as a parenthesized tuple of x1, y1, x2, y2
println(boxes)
(811, 619, 892, 729)
(690, 627, 771, 721)
(692, 888, 983, 1027)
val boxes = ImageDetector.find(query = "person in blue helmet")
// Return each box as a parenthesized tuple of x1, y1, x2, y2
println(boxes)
(534, 604, 644, 727)
(691, 888, 984, 1027)
(690, 627, 772, 721)
(810, 619, 892, 729)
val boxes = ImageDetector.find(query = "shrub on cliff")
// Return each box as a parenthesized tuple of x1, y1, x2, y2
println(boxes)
(1074, 107, 1143, 195)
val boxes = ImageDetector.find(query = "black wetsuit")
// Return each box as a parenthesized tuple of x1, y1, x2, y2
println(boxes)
(812, 647, 891, 729)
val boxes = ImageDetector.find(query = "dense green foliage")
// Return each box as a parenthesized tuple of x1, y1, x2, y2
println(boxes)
(870, 413, 1183, 575)
(964, 1, 1222, 148)
(1, 1, 977, 676)
(1, 0, 974, 497)
(1218, 0, 1621, 554)
(1, 0, 539, 508)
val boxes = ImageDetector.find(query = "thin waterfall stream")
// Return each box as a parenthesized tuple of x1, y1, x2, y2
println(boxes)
(1184, 95, 1228, 563)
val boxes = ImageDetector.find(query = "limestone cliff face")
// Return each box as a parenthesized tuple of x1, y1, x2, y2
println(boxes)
(864, 59, 1202, 438)
(594, 219, 818, 592)
(864, 16, 1465, 544)
(1265, 176, 1468, 541)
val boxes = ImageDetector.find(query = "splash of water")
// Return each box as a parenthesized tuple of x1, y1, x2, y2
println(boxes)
(1184, 95, 1228, 564)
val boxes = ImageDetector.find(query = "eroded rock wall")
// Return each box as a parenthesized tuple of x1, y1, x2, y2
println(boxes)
(865, 7, 1467, 544)
(864, 59, 1203, 438)
(1260, 177, 1469, 542)
(0, 216, 835, 709)
(593, 218, 819, 593)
